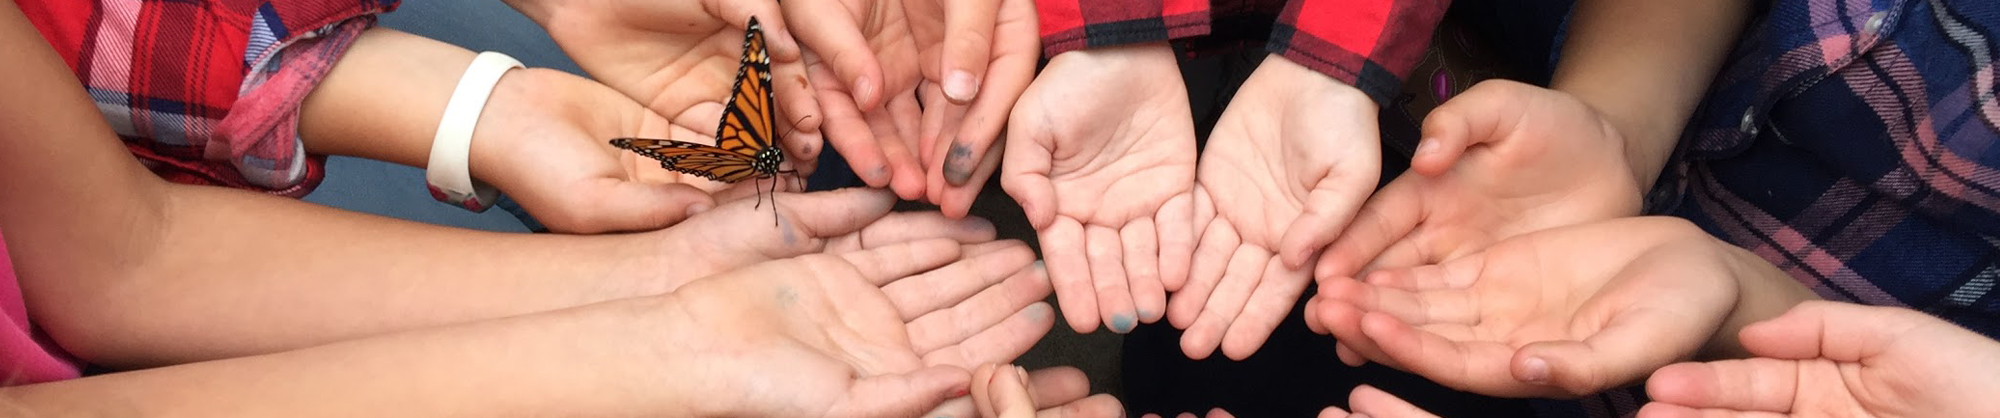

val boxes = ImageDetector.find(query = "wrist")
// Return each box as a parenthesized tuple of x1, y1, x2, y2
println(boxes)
(1702, 241, 1819, 359)
(464, 67, 564, 191)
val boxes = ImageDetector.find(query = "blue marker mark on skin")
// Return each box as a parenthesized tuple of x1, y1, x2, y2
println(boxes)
(778, 212, 796, 245)
(1110, 313, 1136, 334)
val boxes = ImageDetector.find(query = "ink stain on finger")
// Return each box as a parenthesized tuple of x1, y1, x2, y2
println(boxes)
(943, 142, 975, 185)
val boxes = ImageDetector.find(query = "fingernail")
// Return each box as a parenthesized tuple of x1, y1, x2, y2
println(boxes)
(854, 76, 877, 104)
(945, 70, 979, 103)
(686, 203, 713, 217)
(1415, 138, 1440, 155)
(1025, 302, 1051, 321)
(943, 142, 975, 185)
(1521, 357, 1550, 384)
(1109, 313, 1137, 333)
(1014, 365, 1029, 383)
(868, 165, 891, 184)
(1349, 413, 1372, 418)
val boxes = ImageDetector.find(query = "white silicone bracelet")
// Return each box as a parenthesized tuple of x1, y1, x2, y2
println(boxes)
(426, 51, 522, 211)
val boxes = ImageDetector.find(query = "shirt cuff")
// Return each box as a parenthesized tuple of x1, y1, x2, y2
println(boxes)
(1264, 0, 1449, 105)
(1038, 0, 1213, 56)
(210, 15, 377, 194)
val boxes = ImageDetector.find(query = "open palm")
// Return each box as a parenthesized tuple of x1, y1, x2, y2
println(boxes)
(513, 0, 822, 168)
(1173, 56, 1380, 360)
(1311, 217, 1743, 398)
(1002, 43, 1197, 334)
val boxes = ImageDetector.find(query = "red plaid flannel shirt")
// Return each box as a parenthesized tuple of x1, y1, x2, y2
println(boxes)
(20, 0, 399, 197)
(1037, 0, 1448, 103)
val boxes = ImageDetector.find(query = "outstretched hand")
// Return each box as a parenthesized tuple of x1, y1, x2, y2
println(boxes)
(1174, 55, 1380, 360)
(1642, 301, 2000, 418)
(1002, 43, 1198, 334)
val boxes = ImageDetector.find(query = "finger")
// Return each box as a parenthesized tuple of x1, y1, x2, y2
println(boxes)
(1086, 225, 1138, 334)
(1204, 408, 1235, 418)
(1737, 300, 1923, 362)
(773, 61, 825, 159)
(1643, 359, 1802, 414)
(1314, 178, 1426, 281)
(1513, 309, 1716, 397)
(1122, 219, 1166, 324)
(1171, 220, 1239, 329)
(757, 188, 897, 246)
(1025, 367, 1091, 407)
(939, 0, 999, 104)
(840, 238, 965, 286)
(1001, 104, 1058, 229)
(921, 302, 1055, 367)
(935, 137, 1004, 219)
(710, 1, 799, 59)
(1362, 311, 1534, 396)
(1220, 260, 1310, 359)
(910, 265, 1053, 357)
(551, 180, 716, 233)
(878, 97, 929, 200)
(1320, 271, 1480, 325)
(885, 241, 1036, 320)
(782, 5, 884, 107)
(1156, 192, 1196, 292)
(1039, 394, 1124, 418)
(1347, 384, 1442, 418)
(827, 365, 971, 418)
(1316, 407, 1350, 418)
(1181, 245, 1268, 360)
(1039, 218, 1099, 333)
(972, 364, 1003, 418)
(1634, 403, 1790, 418)
(990, 365, 1037, 418)
(918, 84, 964, 201)
(1313, 295, 1399, 369)
(1279, 177, 1370, 269)
(943, 5, 1036, 185)
(1410, 80, 1537, 176)
(1304, 297, 1326, 334)
(808, 56, 894, 187)
(829, 212, 999, 252)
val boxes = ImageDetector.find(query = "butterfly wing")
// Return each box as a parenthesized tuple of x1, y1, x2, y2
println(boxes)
(714, 17, 780, 160)
(609, 137, 762, 183)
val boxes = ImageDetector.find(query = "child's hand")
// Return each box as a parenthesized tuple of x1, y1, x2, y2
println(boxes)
(1642, 301, 2000, 418)
(465, 67, 743, 233)
(1303, 80, 1643, 325)
(1175, 55, 1381, 360)
(962, 363, 1125, 418)
(1002, 43, 1199, 335)
(1308, 217, 1807, 397)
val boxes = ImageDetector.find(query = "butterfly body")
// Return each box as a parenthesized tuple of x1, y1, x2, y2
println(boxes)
(611, 17, 795, 218)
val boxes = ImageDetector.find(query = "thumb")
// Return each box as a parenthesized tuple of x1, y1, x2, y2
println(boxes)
(775, 187, 899, 238)
(1736, 300, 1925, 362)
(1277, 175, 1371, 269)
(1000, 102, 1058, 230)
(1512, 310, 1700, 397)
(1411, 80, 1536, 176)
(940, 0, 1001, 105)
(544, 180, 716, 233)
(827, 365, 972, 418)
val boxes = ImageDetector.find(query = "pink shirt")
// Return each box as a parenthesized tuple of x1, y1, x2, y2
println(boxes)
(1, 229, 82, 385)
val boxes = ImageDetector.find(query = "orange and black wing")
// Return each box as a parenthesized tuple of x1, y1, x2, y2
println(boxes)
(609, 137, 762, 183)
(713, 17, 780, 159)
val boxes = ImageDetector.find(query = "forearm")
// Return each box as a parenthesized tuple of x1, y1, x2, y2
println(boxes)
(69, 184, 663, 367)
(1, 10, 668, 368)
(1, 297, 697, 418)
(1550, 0, 1749, 190)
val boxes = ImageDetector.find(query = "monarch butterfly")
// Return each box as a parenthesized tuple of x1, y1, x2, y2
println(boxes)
(611, 17, 798, 223)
